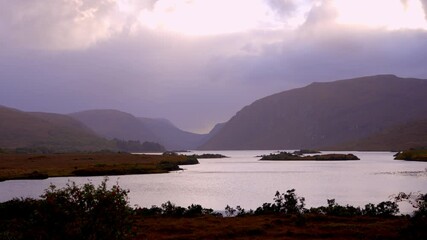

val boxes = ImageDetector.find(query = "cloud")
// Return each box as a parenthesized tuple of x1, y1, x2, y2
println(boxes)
(266, 0, 298, 17)
(202, 0, 427, 91)
(1, 0, 427, 132)
(0, 0, 133, 50)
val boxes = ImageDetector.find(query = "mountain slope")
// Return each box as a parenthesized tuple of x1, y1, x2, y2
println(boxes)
(69, 109, 160, 143)
(200, 75, 427, 150)
(138, 117, 208, 150)
(329, 119, 427, 151)
(0, 106, 113, 151)
(70, 110, 216, 150)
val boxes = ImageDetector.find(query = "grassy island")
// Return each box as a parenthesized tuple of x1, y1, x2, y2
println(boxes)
(190, 153, 228, 158)
(260, 151, 359, 161)
(0, 152, 198, 182)
(395, 149, 427, 161)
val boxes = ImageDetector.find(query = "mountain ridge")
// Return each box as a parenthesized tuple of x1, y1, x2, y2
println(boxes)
(2, 74, 426, 152)
(0, 106, 113, 151)
(69, 109, 160, 143)
(70, 109, 218, 150)
(200, 75, 427, 150)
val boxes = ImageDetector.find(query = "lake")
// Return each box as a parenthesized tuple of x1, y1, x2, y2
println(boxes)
(1, 150, 427, 213)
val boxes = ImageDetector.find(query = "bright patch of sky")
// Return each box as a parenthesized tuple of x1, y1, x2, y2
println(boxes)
(133, 0, 427, 36)
(332, 0, 427, 30)
(136, 0, 283, 36)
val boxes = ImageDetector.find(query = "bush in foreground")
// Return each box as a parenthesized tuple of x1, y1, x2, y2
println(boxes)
(0, 178, 133, 240)
(135, 201, 217, 217)
(1, 182, 427, 239)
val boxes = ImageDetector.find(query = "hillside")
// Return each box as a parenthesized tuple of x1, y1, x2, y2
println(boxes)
(70, 109, 217, 150)
(200, 75, 427, 150)
(329, 119, 427, 151)
(0, 106, 113, 151)
(138, 117, 209, 150)
(69, 110, 160, 144)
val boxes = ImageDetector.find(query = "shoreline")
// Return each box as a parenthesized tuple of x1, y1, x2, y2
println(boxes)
(0, 152, 198, 182)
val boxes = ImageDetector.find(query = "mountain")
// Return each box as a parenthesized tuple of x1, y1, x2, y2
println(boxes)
(208, 122, 226, 137)
(69, 109, 160, 143)
(70, 109, 218, 150)
(138, 117, 209, 150)
(200, 75, 427, 150)
(330, 119, 427, 151)
(0, 106, 113, 151)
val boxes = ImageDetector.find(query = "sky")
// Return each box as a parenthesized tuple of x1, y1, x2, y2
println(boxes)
(1, 0, 427, 133)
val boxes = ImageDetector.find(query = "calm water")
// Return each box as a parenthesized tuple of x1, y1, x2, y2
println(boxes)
(1, 150, 427, 213)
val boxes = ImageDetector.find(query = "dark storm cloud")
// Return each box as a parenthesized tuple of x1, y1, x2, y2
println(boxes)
(1, 0, 427, 132)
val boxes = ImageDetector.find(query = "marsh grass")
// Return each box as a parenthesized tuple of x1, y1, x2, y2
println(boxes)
(0, 152, 198, 181)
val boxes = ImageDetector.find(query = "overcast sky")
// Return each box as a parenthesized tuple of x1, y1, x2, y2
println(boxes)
(1, 0, 427, 133)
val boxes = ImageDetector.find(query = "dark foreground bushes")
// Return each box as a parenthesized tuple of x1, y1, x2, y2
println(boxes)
(1, 182, 426, 239)
(223, 189, 399, 218)
(223, 190, 426, 239)
(135, 201, 219, 217)
(0, 178, 133, 240)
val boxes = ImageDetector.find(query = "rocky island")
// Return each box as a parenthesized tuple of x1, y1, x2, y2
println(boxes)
(190, 153, 228, 158)
(260, 151, 359, 161)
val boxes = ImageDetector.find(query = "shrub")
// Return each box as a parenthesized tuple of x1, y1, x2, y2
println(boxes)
(135, 205, 163, 216)
(373, 201, 399, 216)
(395, 192, 427, 239)
(274, 189, 306, 214)
(0, 178, 133, 240)
(185, 204, 215, 216)
(309, 199, 399, 217)
(254, 189, 305, 215)
(225, 205, 236, 217)
(40, 178, 133, 239)
(255, 203, 275, 215)
(161, 201, 186, 216)
(135, 203, 218, 217)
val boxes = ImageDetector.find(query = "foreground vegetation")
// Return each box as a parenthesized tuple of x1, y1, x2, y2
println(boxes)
(395, 148, 427, 161)
(260, 151, 360, 161)
(1, 180, 426, 239)
(0, 152, 198, 182)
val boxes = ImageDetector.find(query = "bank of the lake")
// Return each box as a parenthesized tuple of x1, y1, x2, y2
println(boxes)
(395, 149, 427, 161)
(0, 152, 198, 182)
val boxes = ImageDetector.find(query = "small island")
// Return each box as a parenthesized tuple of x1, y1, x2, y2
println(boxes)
(260, 151, 359, 161)
(190, 153, 228, 158)
(163, 151, 228, 159)
(163, 152, 228, 158)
